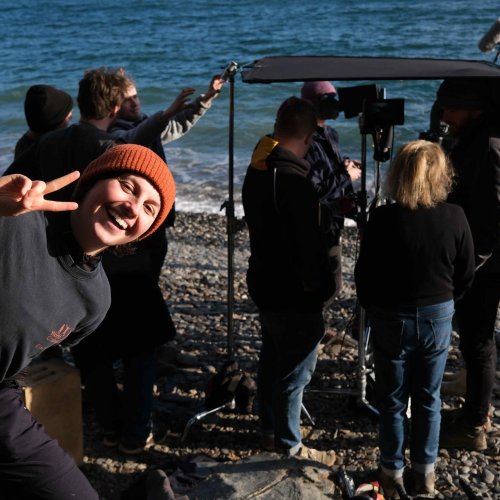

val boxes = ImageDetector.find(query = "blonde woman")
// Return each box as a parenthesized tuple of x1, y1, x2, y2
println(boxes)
(354, 140, 474, 499)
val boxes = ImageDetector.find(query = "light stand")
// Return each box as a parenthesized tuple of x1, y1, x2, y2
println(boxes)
(306, 96, 403, 418)
(181, 61, 239, 441)
(346, 99, 402, 414)
(345, 121, 378, 416)
(224, 64, 237, 362)
(304, 114, 378, 418)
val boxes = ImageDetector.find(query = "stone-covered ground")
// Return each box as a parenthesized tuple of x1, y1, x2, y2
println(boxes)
(77, 213, 500, 499)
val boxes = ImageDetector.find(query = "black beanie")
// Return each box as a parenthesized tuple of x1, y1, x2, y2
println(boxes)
(24, 84, 73, 133)
(436, 78, 490, 110)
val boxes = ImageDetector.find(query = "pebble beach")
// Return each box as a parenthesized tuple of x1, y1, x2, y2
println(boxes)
(78, 212, 500, 499)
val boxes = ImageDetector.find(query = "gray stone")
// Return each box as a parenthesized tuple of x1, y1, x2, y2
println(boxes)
(482, 467, 496, 484)
(186, 452, 336, 499)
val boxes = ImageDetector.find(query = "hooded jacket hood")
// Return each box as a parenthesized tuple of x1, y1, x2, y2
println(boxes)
(250, 135, 310, 178)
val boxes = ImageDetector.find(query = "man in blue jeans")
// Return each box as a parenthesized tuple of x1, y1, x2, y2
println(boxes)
(242, 97, 337, 464)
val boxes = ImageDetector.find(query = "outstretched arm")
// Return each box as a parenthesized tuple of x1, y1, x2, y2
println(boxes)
(162, 74, 225, 116)
(199, 74, 225, 106)
(116, 75, 227, 146)
(162, 87, 196, 118)
(159, 74, 226, 143)
(0, 171, 80, 216)
(113, 87, 196, 146)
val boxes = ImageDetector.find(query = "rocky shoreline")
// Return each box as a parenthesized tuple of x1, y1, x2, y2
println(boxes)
(78, 212, 499, 499)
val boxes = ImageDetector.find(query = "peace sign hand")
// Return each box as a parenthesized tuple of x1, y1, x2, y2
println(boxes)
(0, 171, 80, 217)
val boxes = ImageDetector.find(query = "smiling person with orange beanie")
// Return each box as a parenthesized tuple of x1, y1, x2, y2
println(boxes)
(70, 143, 181, 454)
(0, 144, 175, 500)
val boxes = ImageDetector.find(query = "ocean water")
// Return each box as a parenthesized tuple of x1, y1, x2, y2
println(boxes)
(0, 0, 499, 214)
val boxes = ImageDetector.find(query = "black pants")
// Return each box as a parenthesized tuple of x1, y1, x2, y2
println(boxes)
(0, 386, 98, 500)
(323, 243, 343, 307)
(456, 270, 500, 426)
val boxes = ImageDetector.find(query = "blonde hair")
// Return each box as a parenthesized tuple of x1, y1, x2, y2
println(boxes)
(385, 140, 454, 209)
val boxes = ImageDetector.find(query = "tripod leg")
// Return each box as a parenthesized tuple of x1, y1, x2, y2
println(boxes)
(181, 399, 236, 441)
(301, 402, 316, 426)
(357, 306, 379, 417)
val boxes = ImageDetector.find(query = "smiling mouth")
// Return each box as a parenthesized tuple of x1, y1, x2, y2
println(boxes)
(107, 207, 129, 230)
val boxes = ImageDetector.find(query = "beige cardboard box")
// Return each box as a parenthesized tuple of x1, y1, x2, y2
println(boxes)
(21, 358, 84, 465)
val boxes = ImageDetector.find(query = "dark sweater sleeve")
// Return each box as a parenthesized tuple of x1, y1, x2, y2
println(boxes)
(472, 137, 500, 268)
(453, 208, 476, 301)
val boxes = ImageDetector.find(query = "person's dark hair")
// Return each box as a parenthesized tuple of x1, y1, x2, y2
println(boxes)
(77, 67, 128, 120)
(385, 140, 454, 209)
(274, 97, 317, 139)
(436, 77, 491, 111)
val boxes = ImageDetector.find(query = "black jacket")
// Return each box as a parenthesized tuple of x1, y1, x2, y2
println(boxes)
(447, 116, 500, 273)
(306, 125, 353, 246)
(242, 141, 336, 313)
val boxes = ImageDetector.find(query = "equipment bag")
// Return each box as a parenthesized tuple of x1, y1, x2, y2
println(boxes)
(205, 360, 256, 414)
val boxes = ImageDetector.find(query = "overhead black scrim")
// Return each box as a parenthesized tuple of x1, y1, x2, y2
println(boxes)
(241, 55, 500, 83)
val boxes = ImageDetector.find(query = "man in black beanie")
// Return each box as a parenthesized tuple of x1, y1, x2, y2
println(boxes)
(435, 78, 500, 451)
(14, 84, 73, 159)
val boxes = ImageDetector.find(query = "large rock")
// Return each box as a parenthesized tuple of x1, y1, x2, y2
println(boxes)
(185, 452, 337, 499)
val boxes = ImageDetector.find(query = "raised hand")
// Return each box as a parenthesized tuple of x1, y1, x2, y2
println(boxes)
(0, 170, 80, 216)
(164, 87, 196, 117)
(203, 75, 225, 102)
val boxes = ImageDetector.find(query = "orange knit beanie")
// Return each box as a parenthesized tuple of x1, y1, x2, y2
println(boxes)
(76, 144, 176, 240)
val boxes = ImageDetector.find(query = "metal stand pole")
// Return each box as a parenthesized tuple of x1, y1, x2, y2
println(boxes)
(183, 65, 239, 441)
(355, 132, 378, 415)
(225, 73, 235, 362)
(304, 126, 378, 418)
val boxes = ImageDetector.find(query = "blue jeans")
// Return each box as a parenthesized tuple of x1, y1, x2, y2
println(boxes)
(257, 309, 324, 453)
(370, 300, 454, 472)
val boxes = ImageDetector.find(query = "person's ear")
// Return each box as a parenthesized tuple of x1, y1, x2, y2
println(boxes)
(304, 132, 314, 147)
(109, 105, 120, 119)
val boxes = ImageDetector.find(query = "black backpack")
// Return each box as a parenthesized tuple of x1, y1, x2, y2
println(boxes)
(205, 360, 256, 414)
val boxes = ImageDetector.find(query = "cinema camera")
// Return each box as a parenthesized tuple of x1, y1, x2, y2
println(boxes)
(336, 84, 405, 163)
(419, 122, 450, 145)
(418, 101, 451, 145)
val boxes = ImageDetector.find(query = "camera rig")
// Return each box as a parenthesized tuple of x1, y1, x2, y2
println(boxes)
(337, 84, 405, 163)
